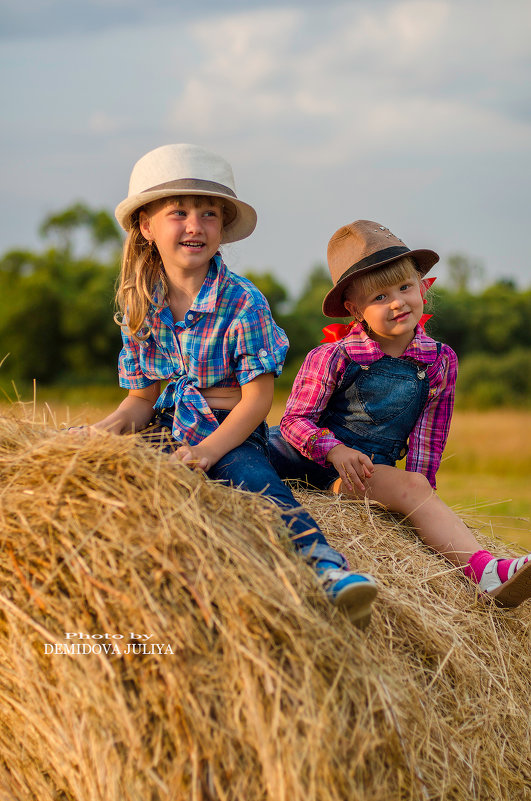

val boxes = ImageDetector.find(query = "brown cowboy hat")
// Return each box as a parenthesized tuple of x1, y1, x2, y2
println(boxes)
(322, 220, 439, 317)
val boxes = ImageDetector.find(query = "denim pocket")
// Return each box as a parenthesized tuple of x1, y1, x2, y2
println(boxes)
(350, 367, 419, 424)
(247, 421, 268, 454)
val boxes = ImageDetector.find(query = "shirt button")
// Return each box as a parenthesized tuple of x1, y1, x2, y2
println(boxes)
(258, 348, 268, 357)
(186, 313, 194, 321)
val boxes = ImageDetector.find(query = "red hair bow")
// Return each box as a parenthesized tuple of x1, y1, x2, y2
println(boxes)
(418, 276, 436, 329)
(320, 321, 355, 343)
(320, 277, 436, 343)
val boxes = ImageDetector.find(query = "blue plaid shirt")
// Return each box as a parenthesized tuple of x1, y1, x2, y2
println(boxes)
(118, 253, 289, 444)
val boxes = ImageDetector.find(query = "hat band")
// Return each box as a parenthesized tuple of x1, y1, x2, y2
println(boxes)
(141, 178, 237, 198)
(336, 245, 411, 286)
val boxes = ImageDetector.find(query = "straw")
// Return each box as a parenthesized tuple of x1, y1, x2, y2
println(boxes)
(0, 408, 529, 800)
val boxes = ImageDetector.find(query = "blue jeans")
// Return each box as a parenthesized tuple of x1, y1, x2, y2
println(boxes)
(268, 425, 339, 490)
(142, 408, 347, 568)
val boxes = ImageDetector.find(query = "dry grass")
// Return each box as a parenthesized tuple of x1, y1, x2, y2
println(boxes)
(0, 407, 530, 801)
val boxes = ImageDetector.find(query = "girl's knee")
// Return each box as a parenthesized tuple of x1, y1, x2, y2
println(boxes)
(398, 470, 432, 500)
(375, 469, 433, 518)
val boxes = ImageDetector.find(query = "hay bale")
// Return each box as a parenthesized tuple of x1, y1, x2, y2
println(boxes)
(0, 409, 529, 801)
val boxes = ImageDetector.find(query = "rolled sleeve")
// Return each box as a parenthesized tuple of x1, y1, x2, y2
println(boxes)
(231, 306, 289, 384)
(305, 428, 344, 465)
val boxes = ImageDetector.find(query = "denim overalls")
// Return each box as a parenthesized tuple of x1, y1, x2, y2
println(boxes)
(269, 347, 439, 490)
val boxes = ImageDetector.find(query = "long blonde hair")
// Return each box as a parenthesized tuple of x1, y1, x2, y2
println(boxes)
(114, 219, 167, 341)
(114, 195, 227, 341)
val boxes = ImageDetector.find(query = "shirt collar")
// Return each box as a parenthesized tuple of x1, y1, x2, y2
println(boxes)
(342, 322, 439, 364)
(403, 324, 440, 363)
(149, 252, 226, 317)
(190, 252, 226, 313)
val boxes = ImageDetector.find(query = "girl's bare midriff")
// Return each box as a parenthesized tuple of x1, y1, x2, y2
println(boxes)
(200, 386, 242, 410)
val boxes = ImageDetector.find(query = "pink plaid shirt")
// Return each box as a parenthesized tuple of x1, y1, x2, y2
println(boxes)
(279, 323, 457, 489)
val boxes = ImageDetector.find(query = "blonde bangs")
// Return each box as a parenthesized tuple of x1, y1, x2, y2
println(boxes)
(346, 256, 419, 304)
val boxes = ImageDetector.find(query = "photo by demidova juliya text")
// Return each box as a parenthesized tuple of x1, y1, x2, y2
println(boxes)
(43, 631, 175, 656)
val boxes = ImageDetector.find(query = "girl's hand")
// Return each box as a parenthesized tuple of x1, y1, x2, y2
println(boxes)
(172, 374, 275, 473)
(173, 443, 213, 472)
(326, 444, 374, 493)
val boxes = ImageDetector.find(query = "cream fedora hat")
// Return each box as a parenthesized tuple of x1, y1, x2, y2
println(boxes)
(114, 143, 257, 244)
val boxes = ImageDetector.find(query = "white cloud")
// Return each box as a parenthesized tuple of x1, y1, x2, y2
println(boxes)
(166, 0, 531, 168)
(169, 8, 302, 133)
(191, 8, 301, 89)
(88, 110, 123, 134)
(2, 0, 531, 287)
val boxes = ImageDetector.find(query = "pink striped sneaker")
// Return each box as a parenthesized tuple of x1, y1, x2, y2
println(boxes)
(479, 554, 531, 607)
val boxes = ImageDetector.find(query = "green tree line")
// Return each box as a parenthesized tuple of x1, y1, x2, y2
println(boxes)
(1, 204, 530, 408)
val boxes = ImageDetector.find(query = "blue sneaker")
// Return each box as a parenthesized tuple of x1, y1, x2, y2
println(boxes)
(317, 567, 378, 628)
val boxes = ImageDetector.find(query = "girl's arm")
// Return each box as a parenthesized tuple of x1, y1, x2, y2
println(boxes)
(280, 345, 346, 465)
(92, 382, 161, 435)
(406, 344, 457, 488)
(175, 373, 274, 471)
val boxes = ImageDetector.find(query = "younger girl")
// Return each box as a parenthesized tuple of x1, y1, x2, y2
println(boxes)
(88, 145, 377, 625)
(269, 220, 531, 608)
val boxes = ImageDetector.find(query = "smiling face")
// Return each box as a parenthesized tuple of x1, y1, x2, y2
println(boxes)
(138, 195, 224, 278)
(344, 257, 424, 355)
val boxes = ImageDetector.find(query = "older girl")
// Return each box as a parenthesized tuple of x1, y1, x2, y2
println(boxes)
(88, 146, 377, 625)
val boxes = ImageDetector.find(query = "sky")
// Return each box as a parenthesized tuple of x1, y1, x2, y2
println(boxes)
(2, 0, 530, 295)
